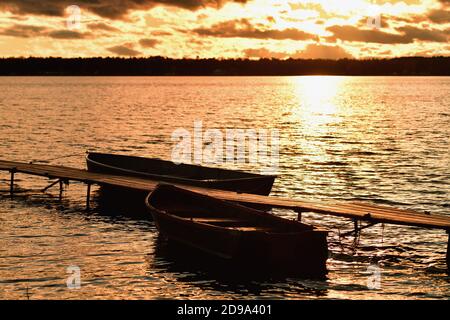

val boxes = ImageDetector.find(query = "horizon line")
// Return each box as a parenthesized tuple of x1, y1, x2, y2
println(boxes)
(1, 56, 449, 61)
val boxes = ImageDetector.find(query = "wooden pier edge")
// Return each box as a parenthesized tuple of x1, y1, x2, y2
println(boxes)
(1, 159, 449, 268)
(1, 159, 449, 227)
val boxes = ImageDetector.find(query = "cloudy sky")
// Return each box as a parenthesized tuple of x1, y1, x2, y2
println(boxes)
(0, 0, 448, 59)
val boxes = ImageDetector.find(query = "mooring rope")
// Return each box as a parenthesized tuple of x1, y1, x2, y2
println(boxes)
(29, 152, 85, 164)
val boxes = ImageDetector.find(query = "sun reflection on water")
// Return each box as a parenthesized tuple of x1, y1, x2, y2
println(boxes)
(286, 76, 347, 168)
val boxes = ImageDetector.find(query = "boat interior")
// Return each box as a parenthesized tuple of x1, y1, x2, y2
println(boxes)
(148, 185, 314, 233)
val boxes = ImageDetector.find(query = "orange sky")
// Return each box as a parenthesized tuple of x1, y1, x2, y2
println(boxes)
(0, 0, 448, 59)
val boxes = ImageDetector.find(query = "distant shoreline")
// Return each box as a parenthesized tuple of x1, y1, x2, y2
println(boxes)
(1, 75, 449, 77)
(0, 56, 449, 76)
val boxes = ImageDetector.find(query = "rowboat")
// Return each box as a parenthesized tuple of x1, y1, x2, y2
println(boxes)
(145, 184, 329, 276)
(86, 152, 276, 195)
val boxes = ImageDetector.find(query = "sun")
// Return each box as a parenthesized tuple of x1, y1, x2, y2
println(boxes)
(316, 0, 372, 15)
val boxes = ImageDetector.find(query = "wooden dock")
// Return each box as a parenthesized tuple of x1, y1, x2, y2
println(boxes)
(1, 159, 449, 266)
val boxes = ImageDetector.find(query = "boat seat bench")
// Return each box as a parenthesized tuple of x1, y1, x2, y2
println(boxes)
(231, 226, 274, 232)
(191, 217, 244, 224)
(192, 219, 274, 231)
(179, 217, 284, 231)
(188, 217, 272, 230)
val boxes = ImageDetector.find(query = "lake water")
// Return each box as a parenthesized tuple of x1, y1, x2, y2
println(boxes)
(0, 76, 449, 299)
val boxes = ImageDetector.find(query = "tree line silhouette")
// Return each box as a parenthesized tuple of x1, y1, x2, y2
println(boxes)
(0, 56, 448, 76)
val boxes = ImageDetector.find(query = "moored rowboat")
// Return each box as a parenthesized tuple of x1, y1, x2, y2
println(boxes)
(86, 152, 276, 195)
(145, 184, 329, 276)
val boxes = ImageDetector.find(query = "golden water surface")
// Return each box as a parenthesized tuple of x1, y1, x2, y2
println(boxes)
(0, 76, 449, 299)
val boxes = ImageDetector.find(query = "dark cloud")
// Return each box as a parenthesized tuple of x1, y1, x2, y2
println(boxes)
(384, 8, 449, 25)
(48, 30, 91, 39)
(243, 44, 352, 60)
(266, 16, 275, 24)
(0, 23, 90, 39)
(427, 9, 450, 23)
(151, 30, 172, 36)
(0, 24, 47, 38)
(192, 19, 318, 41)
(0, 1, 248, 20)
(107, 43, 142, 56)
(396, 26, 448, 42)
(88, 22, 121, 33)
(378, 49, 392, 55)
(139, 38, 159, 48)
(383, 14, 424, 24)
(291, 44, 353, 59)
(327, 25, 449, 44)
(188, 38, 209, 46)
(243, 48, 288, 59)
(327, 25, 410, 44)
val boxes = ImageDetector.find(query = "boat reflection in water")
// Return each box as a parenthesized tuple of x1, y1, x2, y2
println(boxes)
(149, 236, 330, 298)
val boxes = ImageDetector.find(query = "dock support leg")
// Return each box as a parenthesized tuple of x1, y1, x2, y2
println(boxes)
(42, 179, 61, 192)
(352, 219, 361, 249)
(9, 169, 15, 199)
(354, 220, 359, 237)
(86, 183, 91, 211)
(59, 180, 63, 201)
(446, 231, 449, 271)
(295, 209, 303, 222)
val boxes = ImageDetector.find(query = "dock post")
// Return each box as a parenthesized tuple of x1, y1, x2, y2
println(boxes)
(294, 209, 303, 222)
(9, 168, 15, 198)
(59, 179, 63, 201)
(354, 219, 359, 236)
(86, 183, 91, 211)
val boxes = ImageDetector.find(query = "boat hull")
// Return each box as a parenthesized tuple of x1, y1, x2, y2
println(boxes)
(86, 152, 276, 196)
(146, 185, 329, 277)
(153, 211, 328, 276)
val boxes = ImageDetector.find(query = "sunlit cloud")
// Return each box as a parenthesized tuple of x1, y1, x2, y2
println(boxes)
(0, 0, 448, 58)
(107, 42, 142, 56)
